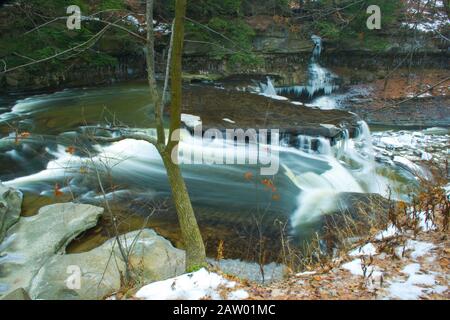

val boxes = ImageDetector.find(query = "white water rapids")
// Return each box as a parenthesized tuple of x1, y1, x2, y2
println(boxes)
(3, 116, 395, 230)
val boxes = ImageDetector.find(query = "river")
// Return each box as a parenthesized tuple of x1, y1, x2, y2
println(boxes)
(0, 39, 448, 282)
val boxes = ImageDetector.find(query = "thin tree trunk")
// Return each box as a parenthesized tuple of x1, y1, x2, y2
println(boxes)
(165, 0, 207, 271)
(161, 152, 207, 270)
(146, 0, 207, 271)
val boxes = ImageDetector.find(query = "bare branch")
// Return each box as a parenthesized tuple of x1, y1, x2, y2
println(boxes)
(162, 20, 175, 108)
(91, 133, 158, 148)
(1, 25, 109, 74)
(372, 76, 450, 113)
(24, 15, 147, 43)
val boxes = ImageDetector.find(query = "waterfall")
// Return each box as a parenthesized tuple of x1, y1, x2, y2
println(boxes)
(261, 77, 277, 96)
(296, 135, 332, 156)
(287, 121, 389, 227)
(311, 35, 322, 60)
(304, 63, 339, 98)
(259, 77, 288, 100)
(276, 35, 339, 100)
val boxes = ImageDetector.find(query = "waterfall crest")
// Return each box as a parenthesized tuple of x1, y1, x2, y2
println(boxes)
(276, 35, 339, 100)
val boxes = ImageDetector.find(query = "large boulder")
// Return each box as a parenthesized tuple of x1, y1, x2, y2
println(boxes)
(0, 203, 104, 298)
(28, 229, 185, 300)
(0, 182, 23, 243)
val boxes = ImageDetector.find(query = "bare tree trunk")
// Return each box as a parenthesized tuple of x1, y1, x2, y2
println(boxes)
(146, 0, 207, 271)
(161, 152, 207, 270)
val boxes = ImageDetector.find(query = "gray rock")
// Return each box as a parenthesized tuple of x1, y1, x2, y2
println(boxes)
(0, 182, 23, 243)
(0, 203, 104, 298)
(1, 287, 30, 300)
(28, 229, 185, 300)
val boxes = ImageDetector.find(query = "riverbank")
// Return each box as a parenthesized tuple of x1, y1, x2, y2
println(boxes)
(128, 178, 450, 301)
(341, 69, 450, 127)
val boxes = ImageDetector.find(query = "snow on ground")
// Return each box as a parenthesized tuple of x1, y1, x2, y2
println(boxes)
(371, 129, 449, 169)
(260, 93, 289, 101)
(222, 118, 236, 124)
(296, 271, 317, 277)
(181, 113, 202, 128)
(342, 258, 383, 280)
(386, 263, 441, 300)
(228, 289, 250, 300)
(339, 206, 448, 300)
(395, 240, 436, 260)
(135, 268, 248, 300)
(401, 0, 449, 33)
(349, 243, 378, 257)
(416, 212, 436, 232)
(375, 224, 400, 240)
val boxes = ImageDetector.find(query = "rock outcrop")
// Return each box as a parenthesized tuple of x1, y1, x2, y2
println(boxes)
(28, 229, 185, 300)
(0, 201, 185, 300)
(0, 203, 104, 298)
(0, 182, 22, 243)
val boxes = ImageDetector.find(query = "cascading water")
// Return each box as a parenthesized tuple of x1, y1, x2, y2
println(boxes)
(259, 77, 288, 101)
(285, 121, 391, 228)
(0, 81, 417, 271)
(276, 35, 339, 101)
(260, 77, 277, 96)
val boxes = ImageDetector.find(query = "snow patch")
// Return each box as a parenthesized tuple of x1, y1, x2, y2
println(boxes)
(136, 268, 241, 300)
(386, 263, 442, 300)
(349, 243, 377, 257)
(181, 114, 202, 128)
(228, 289, 249, 300)
(222, 118, 236, 124)
(260, 93, 289, 101)
(395, 240, 436, 260)
(375, 224, 400, 240)
(342, 258, 383, 279)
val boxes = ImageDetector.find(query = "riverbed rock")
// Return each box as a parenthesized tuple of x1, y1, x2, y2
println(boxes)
(28, 229, 185, 300)
(180, 86, 361, 140)
(0, 287, 30, 300)
(0, 182, 23, 243)
(0, 203, 104, 298)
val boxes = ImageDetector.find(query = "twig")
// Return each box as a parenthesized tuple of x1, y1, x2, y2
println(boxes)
(371, 76, 450, 113)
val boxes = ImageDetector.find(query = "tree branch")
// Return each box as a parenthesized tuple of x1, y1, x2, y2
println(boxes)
(91, 133, 158, 147)
(372, 76, 450, 113)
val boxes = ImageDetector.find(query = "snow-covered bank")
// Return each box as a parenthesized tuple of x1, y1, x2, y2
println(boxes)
(135, 268, 249, 300)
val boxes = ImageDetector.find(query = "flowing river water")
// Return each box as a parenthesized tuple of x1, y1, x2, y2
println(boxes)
(0, 39, 448, 282)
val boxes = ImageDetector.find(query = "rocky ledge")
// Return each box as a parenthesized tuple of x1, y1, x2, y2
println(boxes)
(179, 86, 361, 141)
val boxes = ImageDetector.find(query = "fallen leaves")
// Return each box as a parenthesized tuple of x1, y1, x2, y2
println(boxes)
(54, 183, 63, 197)
(14, 131, 31, 144)
(65, 146, 76, 154)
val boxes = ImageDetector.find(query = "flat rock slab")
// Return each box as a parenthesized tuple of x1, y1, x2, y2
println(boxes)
(28, 229, 185, 300)
(0, 203, 104, 297)
(178, 86, 360, 139)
